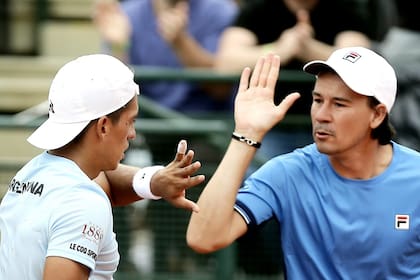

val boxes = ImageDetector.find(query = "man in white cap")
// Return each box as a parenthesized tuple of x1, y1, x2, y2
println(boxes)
(187, 47, 420, 278)
(0, 54, 204, 279)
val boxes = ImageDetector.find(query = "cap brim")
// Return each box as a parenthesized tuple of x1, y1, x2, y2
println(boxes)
(27, 118, 90, 150)
(303, 60, 374, 98)
(303, 61, 333, 75)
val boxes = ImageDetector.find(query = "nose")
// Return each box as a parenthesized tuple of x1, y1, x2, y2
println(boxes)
(128, 126, 136, 140)
(312, 103, 332, 123)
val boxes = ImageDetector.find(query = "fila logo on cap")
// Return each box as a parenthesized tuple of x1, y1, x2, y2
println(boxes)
(342, 51, 361, 63)
(395, 214, 410, 230)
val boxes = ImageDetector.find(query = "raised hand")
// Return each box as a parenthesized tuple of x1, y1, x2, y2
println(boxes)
(234, 54, 301, 141)
(151, 140, 205, 212)
(156, 1, 189, 45)
(93, 0, 131, 46)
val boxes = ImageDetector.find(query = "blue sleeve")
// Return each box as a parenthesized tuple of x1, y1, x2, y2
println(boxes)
(235, 156, 287, 228)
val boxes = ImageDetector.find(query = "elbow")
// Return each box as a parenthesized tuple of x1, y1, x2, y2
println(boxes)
(186, 238, 212, 254)
(186, 228, 228, 254)
(186, 235, 222, 254)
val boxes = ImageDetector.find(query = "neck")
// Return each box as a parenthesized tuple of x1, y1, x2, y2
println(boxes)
(329, 143, 393, 179)
(48, 145, 101, 180)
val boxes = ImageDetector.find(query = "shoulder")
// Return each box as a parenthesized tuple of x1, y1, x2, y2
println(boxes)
(257, 143, 324, 176)
(393, 141, 420, 160)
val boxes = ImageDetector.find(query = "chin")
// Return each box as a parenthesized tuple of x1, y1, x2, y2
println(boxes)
(315, 142, 333, 155)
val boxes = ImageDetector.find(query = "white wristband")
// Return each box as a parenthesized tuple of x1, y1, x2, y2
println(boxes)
(132, 166, 164, 200)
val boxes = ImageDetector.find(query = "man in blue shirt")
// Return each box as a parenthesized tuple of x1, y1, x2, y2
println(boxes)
(187, 47, 420, 279)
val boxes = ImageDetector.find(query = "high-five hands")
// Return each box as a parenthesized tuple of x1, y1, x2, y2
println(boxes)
(234, 54, 301, 141)
(151, 140, 205, 212)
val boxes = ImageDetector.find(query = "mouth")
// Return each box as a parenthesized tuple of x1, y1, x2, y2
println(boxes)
(313, 128, 333, 140)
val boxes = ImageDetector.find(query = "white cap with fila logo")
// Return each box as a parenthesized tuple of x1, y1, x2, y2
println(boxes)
(303, 46, 397, 113)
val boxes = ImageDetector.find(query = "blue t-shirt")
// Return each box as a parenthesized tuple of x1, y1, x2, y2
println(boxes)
(121, 0, 238, 112)
(235, 142, 420, 279)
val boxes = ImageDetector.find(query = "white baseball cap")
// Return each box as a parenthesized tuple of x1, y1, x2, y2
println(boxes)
(27, 54, 140, 150)
(303, 46, 397, 112)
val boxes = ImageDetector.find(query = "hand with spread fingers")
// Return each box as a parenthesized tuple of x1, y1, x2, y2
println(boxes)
(234, 54, 301, 142)
(151, 140, 205, 212)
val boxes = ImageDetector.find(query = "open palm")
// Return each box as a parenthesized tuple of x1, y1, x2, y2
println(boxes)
(234, 54, 301, 139)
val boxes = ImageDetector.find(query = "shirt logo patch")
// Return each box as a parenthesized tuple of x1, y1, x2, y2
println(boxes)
(395, 214, 409, 230)
(342, 51, 361, 63)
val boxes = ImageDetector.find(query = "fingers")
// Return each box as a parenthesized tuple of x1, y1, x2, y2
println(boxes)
(266, 55, 280, 90)
(237, 67, 251, 94)
(169, 197, 200, 213)
(174, 139, 187, 161)
(178, 160, 202, 178)
(247, 54, 281, 89)
(249, 56, 265, 88)
(257, 57, 270, 88)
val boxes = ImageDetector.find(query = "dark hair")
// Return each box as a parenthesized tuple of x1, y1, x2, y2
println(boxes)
(67, 99, 133, 146)
(368, 96, 396, 145)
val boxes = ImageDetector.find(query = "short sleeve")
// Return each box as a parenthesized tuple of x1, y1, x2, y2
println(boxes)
(47, 187, 113, 271)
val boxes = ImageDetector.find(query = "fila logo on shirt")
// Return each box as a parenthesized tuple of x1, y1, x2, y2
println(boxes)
(395, 214, 410, 230)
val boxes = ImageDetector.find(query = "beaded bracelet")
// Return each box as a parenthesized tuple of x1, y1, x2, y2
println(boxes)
(232, 132, 261, 148)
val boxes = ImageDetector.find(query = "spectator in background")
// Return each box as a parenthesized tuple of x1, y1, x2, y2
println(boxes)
(215, 0, 372, 74)
(374, 1, 420, 151)
(213, 0, 375, 159)
(93, 0, 238, 113)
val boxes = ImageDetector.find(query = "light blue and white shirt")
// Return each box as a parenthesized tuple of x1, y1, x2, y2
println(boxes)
(0, 152, 119, 279)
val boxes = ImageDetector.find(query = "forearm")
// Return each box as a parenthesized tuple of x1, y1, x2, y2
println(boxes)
(101, 164, 140, 206)
(214, 27, 266, 73)
(298, 31, 372, 62)
(171, 33, 214, 68)
(297, 39, 333, 62)
(187, 139, 255, 252)
(215, 44, 269, 74)
(334, 31, 371, 48)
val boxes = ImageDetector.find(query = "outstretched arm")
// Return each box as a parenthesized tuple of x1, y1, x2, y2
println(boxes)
(187, 54, 300, 253)
(96, 140, 205, 212)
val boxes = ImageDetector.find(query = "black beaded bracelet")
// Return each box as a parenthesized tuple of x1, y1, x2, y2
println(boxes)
(232, 132, 261, 148)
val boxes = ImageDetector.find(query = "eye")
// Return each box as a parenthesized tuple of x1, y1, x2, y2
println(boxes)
(313, 97, 322, 104)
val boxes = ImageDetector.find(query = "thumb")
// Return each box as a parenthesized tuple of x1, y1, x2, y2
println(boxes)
(170, 197, 200, 213)
(276, 92, 301, 114)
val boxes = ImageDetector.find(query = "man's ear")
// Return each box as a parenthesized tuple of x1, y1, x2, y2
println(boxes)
(371, 104, 387, 129)
(96, 116, 110, 136)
